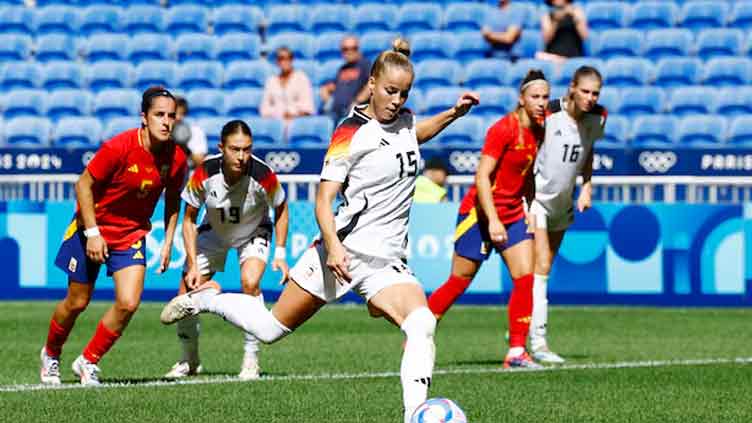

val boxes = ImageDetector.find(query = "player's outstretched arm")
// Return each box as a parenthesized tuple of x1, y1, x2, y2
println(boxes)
(416, 92, 479, 144)
(316, 180, 351, 283)
(272, 199, 290, 284)
(75, 169, 108, 264)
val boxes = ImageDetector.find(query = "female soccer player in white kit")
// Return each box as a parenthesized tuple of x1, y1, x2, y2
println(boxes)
(528, 66, 607, 363)
(161, 38, 478, 422)
(164, 120, 289, 380)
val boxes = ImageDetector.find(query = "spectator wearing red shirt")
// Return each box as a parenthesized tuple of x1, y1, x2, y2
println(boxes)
(39, 87, 188, 386)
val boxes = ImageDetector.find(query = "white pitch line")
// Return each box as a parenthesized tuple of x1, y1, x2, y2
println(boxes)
(4, 357, 752, 394)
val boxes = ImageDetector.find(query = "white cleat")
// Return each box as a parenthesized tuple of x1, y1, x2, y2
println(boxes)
(39, 347, 61, 385)
(72, 355, 101, 386)
(532, 347, 566, 364)
(238, 353, 261, 381)
(164, 361, 203, 379)
(160, 281, 220, 325)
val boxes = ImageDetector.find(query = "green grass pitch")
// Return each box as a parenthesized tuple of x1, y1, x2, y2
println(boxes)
(1, 301, 751, 422)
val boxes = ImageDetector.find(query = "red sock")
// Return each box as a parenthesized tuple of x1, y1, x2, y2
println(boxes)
(45, 319, 72, 358)
(428, 275, 473, 317)
(82, 321, 121, 364)
(508, 273, 534, 349)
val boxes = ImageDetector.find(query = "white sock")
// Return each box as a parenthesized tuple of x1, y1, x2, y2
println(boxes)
(400, 307, 437, 423)
(176, 314, 200, 365)
(200, 292, 291, 344)
(530, 273, 549, 351)
(507, 346, 525, 358)
(242, 293, 264, 357)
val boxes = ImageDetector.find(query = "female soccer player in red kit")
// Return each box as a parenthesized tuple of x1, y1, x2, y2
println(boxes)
(39, 87, 188, 385)
(428, 70, 549, 368)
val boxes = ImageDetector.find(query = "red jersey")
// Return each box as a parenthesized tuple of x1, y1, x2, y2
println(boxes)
(83, 128, 188, 250)
(459, 113, 542, 224)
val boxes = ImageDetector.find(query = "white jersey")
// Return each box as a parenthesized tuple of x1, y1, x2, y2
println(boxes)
(321, 105, 419, 260)
(182, 153, 285, 248)
(534, 98, 607, 212)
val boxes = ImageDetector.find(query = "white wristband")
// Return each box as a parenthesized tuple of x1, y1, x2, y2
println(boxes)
(274, 247, 286, 261)
(83, 226, 100, 238)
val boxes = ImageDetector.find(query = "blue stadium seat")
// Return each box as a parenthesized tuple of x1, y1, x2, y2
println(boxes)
(505, 59, 556, 87)
(424, 87, 464, 115)
(215, 34, 261, 63)
(87, 62, 127, 93)
(166, 0, 208, 5)
(629, 2, 678, 30)
(315, 60, 342, 86)
(80, 5, 121, 36)
(128, 34, 173, 63)
(600, 115, 629, 147)
(729, 2, 752, 30)
(42, 61, 85, 91)
(619, 86, 666, 117)
(604, 58, 653, 87)
(727, 116, 752, 147)
(353, 4, 398, 33)
(453, 32, 490, 64)
(553, 57, 604, 86)
(244, 117, 284, 146)
(123, 6, 165, 35)
(632, 115, 678, 148)
(404, 88, 423, 115)
(596, 87, 621, 115)
(94, 89, 140, 121)
(0, 34, 32, 61)
(703, 57, 752, 86)
(654, 57, 703, 87)
(411, 31, 455, 62)
(36, 6, 80, 35)
(679, 1, 728, 32)
(677, 115, 727, 147)
(714, 87, 752, 117)
(549, 85, 569, 100)
(166, 5, 209, 36)
(226, 88, 264, 117)
(35, 34, 78, 62)
(585, 2, 629, 30)
(86, 33, 128, 62)
(511, 30, 542, 59)
(474, 87, 517, 118)
(669, 86, 717, 117)
(695, 29, 744, 60)
(4, 89, 46, 119)
(53, 117, 102, 147)
(177, 61, 223, 90)
(591, 29, 642, 59)
(46, 89, 92, 121)
(414, 59, 462, 91)
(186, 89, 225, 118)
(287, 116, 334, 147)
(517, 3, 540, 30)
(314, 32, 345, 63)
(464, 59, 510, 90)
(435, 115, 484, 147)
(197, 117, 226, 145)
(4, 117, 52, 147)
(1, 62, 41, 90)
(397, 3, 442, 36)
(444, 3, 488, 33)
(266, 5, 306, 37)
(643, 29, 693, 61)
(268, 33, 316, 60)
(0, 7, 34, 35)
(310, 5, 354, 34)
(224, 61, 272, 89)
(175, 34, 215, 62)
(212, 5, 263, 36)
(103, 117, 137, 141)
(134, 61, 177, 91)
(360, 31, 397, 61)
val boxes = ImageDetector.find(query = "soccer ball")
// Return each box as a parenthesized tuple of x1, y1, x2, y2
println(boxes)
(410, 398, 467, 423)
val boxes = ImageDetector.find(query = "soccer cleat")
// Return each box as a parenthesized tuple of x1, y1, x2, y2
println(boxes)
(503, 352, 543, 369)
(39, 347, 61, 385)
(238, 353, 261, 381)
(72, 355, 101, 386)
(164, 361, 203, 379)
(160, 281, 220, 325)
(532, 347, 566, 364)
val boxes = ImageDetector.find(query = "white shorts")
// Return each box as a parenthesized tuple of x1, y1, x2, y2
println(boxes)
(186, 229, 271, 276)
(529, 199, 574, 232)
(289, 242, 421, 303)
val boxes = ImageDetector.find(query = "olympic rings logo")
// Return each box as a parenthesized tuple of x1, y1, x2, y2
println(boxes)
(638, 151, 677, 174)
(448, 151, 480, 173)
(264, 152, 301, 173)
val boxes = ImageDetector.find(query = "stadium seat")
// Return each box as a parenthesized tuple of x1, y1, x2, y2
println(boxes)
(591, 29, 642, 59)
(505, 59, 556, 87)
(596, 87, 621, 115)
(4, 117, 52, 147)
(46, 89, 92, 121)
(225, 88, 264, 117)
(360, 31, 397, 61)
(679, 1, 728, 32)
(177, 61, 223, 91)
(86, 33, 128, 62)
(453, 32, 490, 64)
(36, 5, 80, 35)
(42, 61, 84, 91)
(549, 85, 569, 100)
(314, 32, 345, 63)
(1, 62, 41, 90)
(310, 5, 354, 34)
(444, 3, 488, 33)
(729, 2, 752, 30)
(35, 34, 78, 62)
(0, 7, 34, 35)
(94, 89, 140, 121)
(212, 5, 263, 36)
(134, 61, 177, 92)
(669, 86, 717, 117)
(511, 30, 542, 59)
(411, 31, 455, 62)
(629, 2, 678, 30)
(618, 87, 666, 117)
(727, 116, 752, 147)
(414, 60, 462, 91)
(435, 115, 484, 147)
(695, 29, 744, 60)
(266, 5, 306, 37)
(268, 33, 316, 60)
(244, 117, 284, 146)
(53, 117, 102, 147)
(224, 61, 272, 89)
(123, 6, 165, 35)
(397, 3, 442, 36)
(103, 117, 138, 140)
(4, 89, 45, 119)
(600, 115, 629, 147)
(714, 87, 752, 117)
(632, 115, 678, 147)
(473, 87, 517, 118)
(185, 89, 225, 118)
(196, 117, 226, 145)
(79, 5, 121, 36)
(0, 34, 32, 61)
(585, 2, 629, 31)
(703, 57, 752, 86)
(463, 59, 510, 90)
(424, 87, 464, 115)
(215, 34, 261, 63)
(128, 34, 173, 63)
(287, 116, 334, 147)
(175, 34, 215, 62)
(315, 60, 342, 86)
(553, 57, 604, 86)
(604, 58, 653, 87)
(643, 29, 693, 61)
(294, 59, 317, 86)
(353, 4, 398, 33)
(166, 5, 209, 36)
(676, 115, 727, 147)
(404, 88, 423, 115)
(654, 58, 703, 87)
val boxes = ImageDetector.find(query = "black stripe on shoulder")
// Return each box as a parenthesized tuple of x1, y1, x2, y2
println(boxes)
(204, 156, 222, 177)
(341, 111, 369, 129)
(548, 99, 562, 113)
(248, 155, 273, 182)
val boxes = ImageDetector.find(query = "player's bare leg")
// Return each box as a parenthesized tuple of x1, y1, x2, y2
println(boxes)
(238, 257, 267, 380)
(531, 229, 566, 363)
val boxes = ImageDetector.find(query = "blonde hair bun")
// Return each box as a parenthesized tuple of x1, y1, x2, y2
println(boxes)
(392, 37, 411, 58)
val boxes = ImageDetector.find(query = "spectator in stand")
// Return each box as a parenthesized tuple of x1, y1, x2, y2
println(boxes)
(173, 97, 208, 169)
(260, 47, 315, 128)
(319, 36, 371, 125)
(538, 0, 589, 62)
(481, 0, 525, 60)
(414, 157, 450, 203)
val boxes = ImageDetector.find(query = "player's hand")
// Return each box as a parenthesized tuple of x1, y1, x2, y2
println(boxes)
(156, 242, 172, 274)
(273, 259, 290, 285)
(452, 92, 480, 118)
(184, 267, 202, 290)
(86, 235, 108, 264)
(326, 241, 351, 284)
(577, 189, 592, 212)
(489, 219, 508, 246)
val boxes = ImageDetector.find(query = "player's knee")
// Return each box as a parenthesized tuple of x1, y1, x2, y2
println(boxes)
(401, 307, 436, 340)
(240, 277, 261, 296)
(65, 295, 90, 314)
(115, 298, 141, 315)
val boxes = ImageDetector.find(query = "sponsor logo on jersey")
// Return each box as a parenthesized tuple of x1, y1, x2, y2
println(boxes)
(127, 164, 139, 173)
(68, 257, 77, 272)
